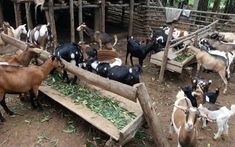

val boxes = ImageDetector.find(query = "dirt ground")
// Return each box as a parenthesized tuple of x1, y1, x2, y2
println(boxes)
(1, 37, 235, 147)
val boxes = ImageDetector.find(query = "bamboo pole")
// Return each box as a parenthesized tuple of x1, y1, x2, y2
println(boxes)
(101, 0, 105, 32)
(48, 0, 57, 47)
(159, 25, 174, 82)
(136, 83, 170, 147)
(13, 2, 22, 27)
(25, 2, 33, 30)
(0, 0, 3, 24)
(70, 0, 75, 42)
(128, 0, 134, 36)
(78, 0, 83, 42)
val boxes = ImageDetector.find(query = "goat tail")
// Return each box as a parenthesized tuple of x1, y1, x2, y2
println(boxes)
(113, 35, 118, 47)
(230, 105, 235, 116)
(176, 90, 185, 100)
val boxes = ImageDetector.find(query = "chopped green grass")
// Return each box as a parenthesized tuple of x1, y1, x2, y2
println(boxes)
(174, 52, 193, 62)
(43, 73, 136, 129)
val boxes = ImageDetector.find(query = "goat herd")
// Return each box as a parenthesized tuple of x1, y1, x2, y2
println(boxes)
(1, 21, 235, 146)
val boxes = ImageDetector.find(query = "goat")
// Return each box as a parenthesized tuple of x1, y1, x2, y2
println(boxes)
(199, 38, 235, 52)
(191, 76, 212, 92)
(189, 45, 235, 94)
(54, 43, 89, 83)
(27, 23, 54, 51)
(8, 24, 27, 41)
(169, 90, 200, 147)
(0, 56, 64, 122)
(126, 36, 160, 66)
(76, 23, 117, 50)
(210, 32, 235, 43)
(0, 47, 42, 66)
(0, 22, 14, 46)
(198, 103, 235, 140)
(163, 26, 189, 39)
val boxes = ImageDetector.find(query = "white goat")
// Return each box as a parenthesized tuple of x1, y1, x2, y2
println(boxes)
(189, 45, 235, 94)
(169, 90, 200, 147)
(9, 24, 27, 40)
(198, 103, 235, 140)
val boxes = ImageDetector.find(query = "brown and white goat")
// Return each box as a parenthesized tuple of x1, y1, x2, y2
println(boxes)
(0, 47, 42, 66)
(189, 45, 235, 94)
(211, 32, 235, 43)
(76, 23, 117, 50)
(0, 22, 14, 46)
(169, 90, 200, 147)
(27, 23, 54, 52)
(0, 56, 64, 122)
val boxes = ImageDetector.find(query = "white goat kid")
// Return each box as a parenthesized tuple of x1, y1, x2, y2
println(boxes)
(9, 24, 27, 40)
(169, 90, 200, 147)
(198, 104, 235, 140)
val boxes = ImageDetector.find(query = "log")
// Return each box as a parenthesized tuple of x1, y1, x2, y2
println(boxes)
(136, 83, 170, 147)
(48, 0, 57, 47)
(78, 0, 83, 42)
(1, 33, 27, 50)
(159, 25, 174, 82)
(25, 2, 33, 30)
(128, 0, 134, 36)
(13, 2, 22, 27)
(70, 0, 75, 42)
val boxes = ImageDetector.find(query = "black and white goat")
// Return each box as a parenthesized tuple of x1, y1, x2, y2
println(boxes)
(27, 23, 54, 51)
(210, 32, 235, 44)
(125, 36, 160, 66)
(198, 103, 235, 140)
(199, 38, 235, 52)
(54, 43, 90, 83)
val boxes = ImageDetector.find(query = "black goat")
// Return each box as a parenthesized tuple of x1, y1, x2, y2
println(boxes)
(125, 37, 160, 66)
(54, 43, 89, 83)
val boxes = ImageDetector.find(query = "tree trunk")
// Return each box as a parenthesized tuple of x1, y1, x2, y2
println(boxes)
(224, 0, 235, 14)
(197, 0, 208, 11)
(212, 0, 221, 12)
(161, 0, 167, 6)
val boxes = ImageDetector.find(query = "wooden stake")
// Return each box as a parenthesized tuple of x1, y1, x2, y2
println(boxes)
(70, 0, 75, 42)
(78, 0, 83, 42)
(48, 0, 57, 47)
(101, 0, 105, 32)
(136, 83, 170, 147)
(0, 0, 3, 24)
(25, 2, 33, 30)
(94, 8, 100, 31)
(14, 2, 22, 27)
(128, 0, 134, 36)
(159, 24, 174, 82)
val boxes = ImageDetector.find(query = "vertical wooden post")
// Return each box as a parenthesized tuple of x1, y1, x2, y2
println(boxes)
(25, 2, 33, 30)
(146, 0, 150, 7)
(193, 0, 199, 10)
(121, 0, 125, 26)
(101, 0, 105, 32)
(159, 24, 174, 82)
(0, 0, 3, 25)
(70, 0, 75, 42)
(128, 0, 134, 36)
(136, 83, 170, 147)
(78, 0, 83, 42)
(94, 1, 100, 31)
(14, 2, 22, 27)
(48, 0, 57, 46)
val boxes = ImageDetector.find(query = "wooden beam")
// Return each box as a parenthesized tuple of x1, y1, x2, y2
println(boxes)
(13, 2, 22, 27)
(101, 0, 105, 32)
(25, 2, 33, 30)
(48, 0, 57, 47)
(128, 0, 134, 36)
(78, 0, 83, 42)
(136, 83, 170, 147)
(1, 33, 28, 49)
(0, 0, 3, 24)
(159, 25, 174, 82)
(70, 0, 75, 42)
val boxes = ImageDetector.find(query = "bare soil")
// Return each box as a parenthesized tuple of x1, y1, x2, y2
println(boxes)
(1, 38, 235, 147)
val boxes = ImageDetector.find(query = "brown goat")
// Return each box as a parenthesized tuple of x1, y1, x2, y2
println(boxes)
(0, 56, 64, 122)
(169, 90, 200, 147)
(0, 22, 14, 46)
(189, 45, 235, 94)
(0, 47, 42, 66)
(206, 39, 235, 52)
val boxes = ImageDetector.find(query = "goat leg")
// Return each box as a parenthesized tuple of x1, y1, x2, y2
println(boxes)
(130, 55, 134, 66)
(125, 52, 129, 65)
(0, 96, 15, 116)
(71, 75, 78, 84)
(36, 98, 43, 112)
(0, 112, 5, 122)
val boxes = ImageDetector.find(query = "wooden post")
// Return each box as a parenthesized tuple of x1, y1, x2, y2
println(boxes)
(146, 0, 150, 7)
(101, 0, 105, 32)
(94, 8, 100, 31)
(48, 0, 57, 47)
(193, 0, 199, 10)
(0, 0, 3, 24)
(25, 2, 33, 30)
(14, 2, 22, 27)
(128, 0, 134, 36)
(70, 0, 75, 42)
(136, 83, 170, 147)
(159, 24, 174, 82)
(78, 0, 83, 42)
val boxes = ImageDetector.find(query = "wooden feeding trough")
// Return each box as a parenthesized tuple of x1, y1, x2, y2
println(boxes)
(39, 83, 144, 145)
(150, 47, 195, 73)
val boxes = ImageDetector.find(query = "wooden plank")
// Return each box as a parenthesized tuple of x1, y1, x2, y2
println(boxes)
(39, 85, 121, 141)
(150, 59, 182, 73)
(70, 0, 75, 42)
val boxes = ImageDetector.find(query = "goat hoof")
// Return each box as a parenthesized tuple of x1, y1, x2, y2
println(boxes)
(8, 111, 15, 116)
(0, 117, 6, 122)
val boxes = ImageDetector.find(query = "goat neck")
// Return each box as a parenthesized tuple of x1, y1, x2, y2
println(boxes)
(142, 42, 155, 56)
(39, 58, 58, 78)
